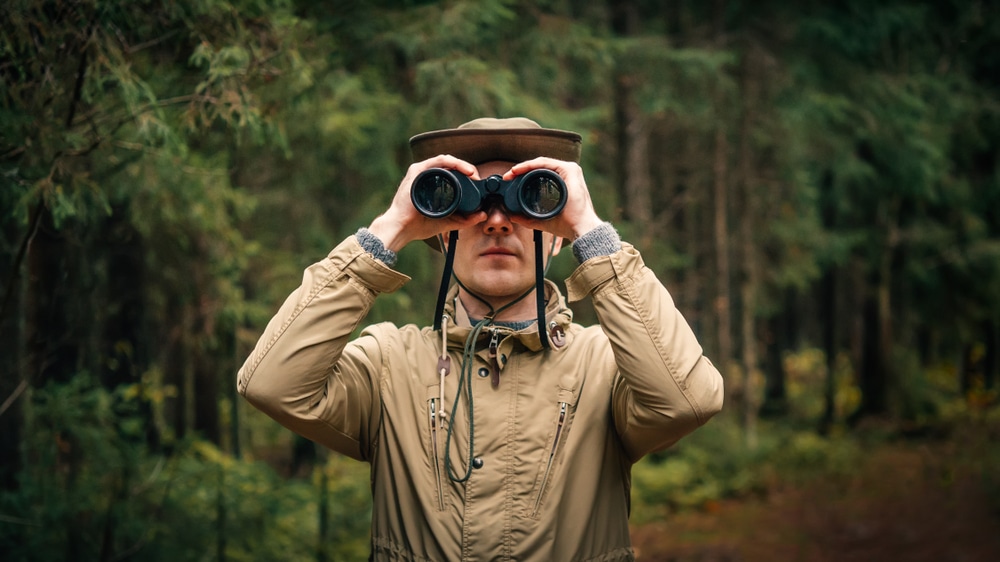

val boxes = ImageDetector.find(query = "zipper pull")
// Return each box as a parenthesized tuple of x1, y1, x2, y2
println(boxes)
(488, 328, 501, 388)
(438, 315, 449, 421)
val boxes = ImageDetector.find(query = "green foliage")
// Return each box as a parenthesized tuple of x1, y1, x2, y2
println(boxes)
(779, 348, 860, 424)
(790, 0, 1000, 332)
(1, 0, 304, 216)
(630, 417, 863, 524)
(1, 375, 370, 561)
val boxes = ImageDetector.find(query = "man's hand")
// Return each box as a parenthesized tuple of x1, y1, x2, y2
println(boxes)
(502, 158, 604, 241)
(368, 155, 487, 253)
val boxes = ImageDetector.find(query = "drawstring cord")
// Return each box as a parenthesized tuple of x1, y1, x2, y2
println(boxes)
(443, 316, 488, 483)
(443, 294, 527, 483)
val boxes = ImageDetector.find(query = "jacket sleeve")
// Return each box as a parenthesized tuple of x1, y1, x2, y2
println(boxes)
(236, 236, 409, 461)
(565, 242, 724, 463)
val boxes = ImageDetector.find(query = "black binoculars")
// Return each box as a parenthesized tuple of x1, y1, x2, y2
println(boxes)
(410, 168, 567, 219)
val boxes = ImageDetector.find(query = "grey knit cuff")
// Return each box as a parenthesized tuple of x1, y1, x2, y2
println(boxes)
(356, 227, 398, 267)
(571, 222, 622, 264)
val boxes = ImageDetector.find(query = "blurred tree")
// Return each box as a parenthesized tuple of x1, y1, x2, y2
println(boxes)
(789, 0, 1000, 422)
(0, 0, 308, 482)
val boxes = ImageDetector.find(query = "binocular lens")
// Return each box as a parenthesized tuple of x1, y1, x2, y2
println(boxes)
(412, 172, 459, 217)
(520, 174, 565, 217)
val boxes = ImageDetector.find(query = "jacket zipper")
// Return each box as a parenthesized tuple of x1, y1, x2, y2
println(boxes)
(488, 328, 501, 388)
(429, 398, 444, 511)
(532, 401, 568, 516)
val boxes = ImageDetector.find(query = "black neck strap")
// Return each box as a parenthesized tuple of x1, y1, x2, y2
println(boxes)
(534, 229, 549, 349)
(433, 230, 459, 331)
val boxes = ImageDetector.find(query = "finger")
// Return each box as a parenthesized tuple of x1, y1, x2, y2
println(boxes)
(418, 154, 479, 179)
(504, 157, 574, 180)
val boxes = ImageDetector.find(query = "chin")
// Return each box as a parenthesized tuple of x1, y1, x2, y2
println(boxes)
(466, 277, 533, 299)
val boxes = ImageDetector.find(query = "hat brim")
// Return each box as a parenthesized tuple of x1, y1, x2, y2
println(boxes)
(409, 128, 582, 165)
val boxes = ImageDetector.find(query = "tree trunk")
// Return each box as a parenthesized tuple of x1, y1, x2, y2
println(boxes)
(851, 200, 898, 423)
(170, 303, 195, 440)
(959, 343, 975, 397)
(611, 0, 654, 246)
(317, 462, 330, 562)
(818, 170, 838, 434)
(760, 308, 790, 418)
(623, 109, 654, 233)
(99, 208, 146, 389)
(853, 290, 888, 421)
(877, 236, 894, 409)
(713, 123, 733, 378)
(738, 39, 760, 448)
(711, 0, 734, 407)
(216, 465, 227, 562)
(985, 319, 998, 391)
(192, 236, 222, 445)
(230, 328, 242, 458)
(0, 211, 29, 550)
(194, 345, 222, 445)
(740, 275, 759, 448)
(819, 267, 838, 434)
(26, 209, 77, 386)
(162, 298, 182, 441)
(712, 0, 748, 416)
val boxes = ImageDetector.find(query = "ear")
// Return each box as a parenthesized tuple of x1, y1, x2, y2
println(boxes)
(549, 235, 564, 257)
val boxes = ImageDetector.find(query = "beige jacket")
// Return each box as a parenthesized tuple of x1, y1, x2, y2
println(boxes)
(238, 236, 724, 561)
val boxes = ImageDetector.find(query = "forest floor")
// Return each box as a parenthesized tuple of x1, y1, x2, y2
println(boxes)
(630, 433, 1000, 562)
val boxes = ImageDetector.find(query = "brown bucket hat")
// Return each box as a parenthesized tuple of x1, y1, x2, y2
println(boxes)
(409, 117, 582, 164)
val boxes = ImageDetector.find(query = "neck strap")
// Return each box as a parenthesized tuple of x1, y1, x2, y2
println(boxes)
(432, 230, 459, 331)
(533, 229, 549, 349)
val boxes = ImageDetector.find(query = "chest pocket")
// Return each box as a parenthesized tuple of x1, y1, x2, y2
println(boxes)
(525, 371, 585, 519)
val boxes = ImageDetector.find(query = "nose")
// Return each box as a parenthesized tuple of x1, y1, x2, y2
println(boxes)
(482, 204, 512, 235)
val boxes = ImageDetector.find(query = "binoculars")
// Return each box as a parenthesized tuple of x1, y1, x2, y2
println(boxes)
(411, 168, 567, 219)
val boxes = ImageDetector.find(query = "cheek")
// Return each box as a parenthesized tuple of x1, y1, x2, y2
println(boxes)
(450, 247, 480, 276)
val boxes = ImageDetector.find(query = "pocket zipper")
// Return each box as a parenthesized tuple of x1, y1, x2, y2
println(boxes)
(532, 401, 568, 516)
(430, 398, 444, 511)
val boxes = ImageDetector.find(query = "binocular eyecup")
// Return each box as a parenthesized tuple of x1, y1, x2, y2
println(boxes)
(411, 168, 567, 220)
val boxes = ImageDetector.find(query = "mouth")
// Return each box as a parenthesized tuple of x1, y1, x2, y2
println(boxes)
(481, 246, 516, 257)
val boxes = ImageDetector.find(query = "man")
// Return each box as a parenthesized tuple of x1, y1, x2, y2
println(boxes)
(238, 117, 724, 561)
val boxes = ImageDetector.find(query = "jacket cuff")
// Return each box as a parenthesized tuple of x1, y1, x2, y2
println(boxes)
(571, 222, 622, 263)
(564, 242, 644, 303)
(355, 227, 398, 266)
(327, 236, 410, 294)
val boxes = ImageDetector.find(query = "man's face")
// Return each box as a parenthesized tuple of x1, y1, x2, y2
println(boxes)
(447, 161, 563, 309)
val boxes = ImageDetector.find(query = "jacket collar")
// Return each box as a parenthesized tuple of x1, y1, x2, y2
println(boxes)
(442, 279, 573, 352)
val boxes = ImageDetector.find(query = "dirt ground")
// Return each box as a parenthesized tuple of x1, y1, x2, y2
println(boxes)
(630, 439, 1000, 562)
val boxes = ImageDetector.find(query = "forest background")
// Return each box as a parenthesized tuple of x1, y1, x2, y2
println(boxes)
(2, 0, 999, 560)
